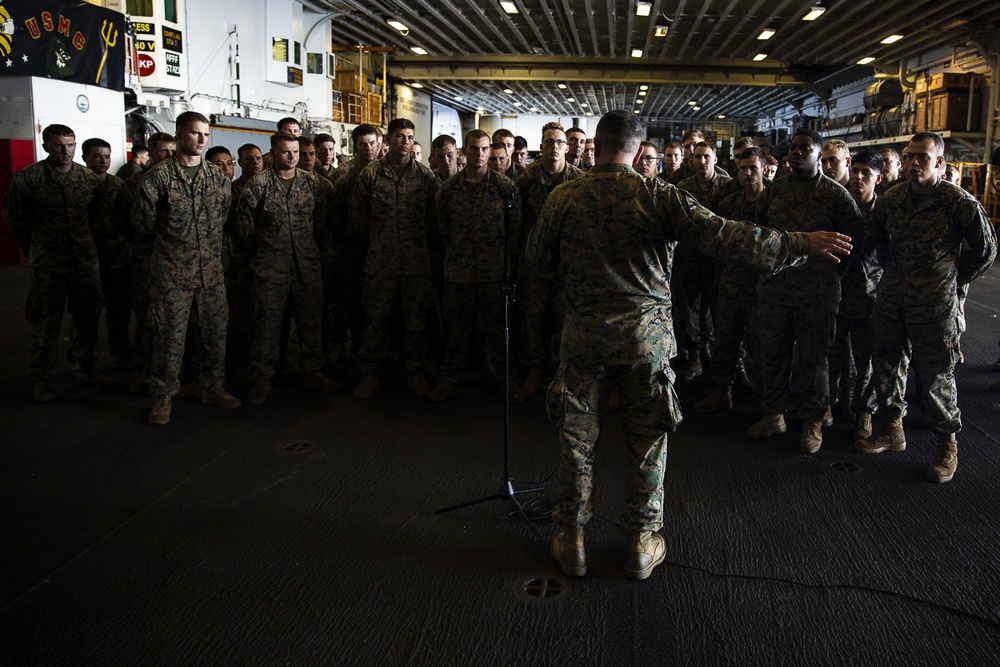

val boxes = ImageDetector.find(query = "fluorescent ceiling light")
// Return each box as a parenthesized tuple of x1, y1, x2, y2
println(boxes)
(585, 112, 593, 117)
(631, 48, 643, 58)
(499, 1, 518, 14)
(409, 82, 423, 88)
(753, 53, 768, 61)
(636, 99, 644, 104)
(567, 97, 575, 102)
(639, 85, 649, 90)
(581, 103, 588, 107)
(857, 56, 876, 65)
(558, 83, 567, 89)
(717, 114, 726, 119)
(410, 46, 427, 55)
(513, 101, 521, 106)
(802, 3, 826, 21)
(387, 20, 408, 32)
(529, 107, 538, 112)
(757, 28, 775, 40)
(638, 90, 647, 96)
(454, 96, 463, 101)
(693, 106, 701, 111)
(881, 34, 904, 44)
(655, 25, 669, 37)
(503, 88, 514, 94)
(633, 109, 641, 114)
(635, 2, 651, 17)
(687, 100, 697, 105)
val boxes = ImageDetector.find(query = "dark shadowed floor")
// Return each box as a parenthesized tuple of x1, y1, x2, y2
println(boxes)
(2, 263, 1000, 666)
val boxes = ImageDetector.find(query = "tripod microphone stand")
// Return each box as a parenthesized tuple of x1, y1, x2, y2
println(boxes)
(435, 187, 545, 541)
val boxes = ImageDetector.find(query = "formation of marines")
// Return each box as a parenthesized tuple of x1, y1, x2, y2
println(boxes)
(3, 111, 996, 579)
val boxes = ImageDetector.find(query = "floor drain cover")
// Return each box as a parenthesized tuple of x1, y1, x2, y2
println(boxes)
(829, 461, 861, 473)
(281, 441, 314, 453)
(516, 575, 568, 604)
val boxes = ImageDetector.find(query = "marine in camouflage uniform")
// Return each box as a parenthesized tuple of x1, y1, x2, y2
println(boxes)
(694, 148, 767, 412)
(674, 143, 733, 378)
(858, 132, 996, 482)
(348, 119, 440, 397)
(235, 162, 331, 388)
(135, 125, 234, 410)
(515, 136, 585, 390)
(526, 111, 850, 579)
(86, 169, 129, 362)
(749, 129, 860, 454)
(429, 138, 523, 400)
(3, 126, 103, 400)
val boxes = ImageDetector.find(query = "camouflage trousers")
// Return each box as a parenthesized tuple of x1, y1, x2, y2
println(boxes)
(847, 316, 877, 414)
(828, 310, 856, 400)
(224, 242, 254, 374)
(757, 302, 835, 422)
(871, 312, 961, 434)
(250, 273, 324, 379)
(439, 281, 505, 383)
(129, 249, 153, 376)
(358, 274, 431, 374)
(671, 245, 718, 354)
(547, 362, 682, 532)
(709, 268, 760, 395)
(518, 270, 564, 369)
(25, 266, 102, 381)
(148, 282, 228, 398)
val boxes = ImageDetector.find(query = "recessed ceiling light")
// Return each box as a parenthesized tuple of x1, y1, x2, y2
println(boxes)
(558, 83, 567, 89)
(638, 90, 647, 96)
(880, 34, 904, 44)
(513, 101, 522, 106)
(636, 99, 643, 104)
(654, 24, 669, 37)
(687, 100, 697, 105)
(585, 112, 593, 117)
(567, 97, 575, 102)
(635, 2, 651, 17)
(802, 2, 826, 21)
(717, 114, 726, 119)
(387, 20, 408, 32)
(631, 48, 643, 58)
(693, 106, 701, 111)
(409, 82, 423, 88)
(753, 53, 768, 61)
(503, 88, 514, 94)
(499, 1, 519, 14)
(580, 102, 588, 107)
(410, 46, 427, 55)
(633, 109, 641, 114)
(454, 96, 463, 101)
(857, 56, 876, 65)
(758, 28, 775, 40)
(530, 107, 538, 112)
(639, 85, 649, 90)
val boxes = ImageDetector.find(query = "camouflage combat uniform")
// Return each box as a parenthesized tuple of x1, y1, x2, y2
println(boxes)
(525, 163, 814, 532)
(710, 186, 766, 396)
(435, 169, 522, 383)
(135, 158, 232, 398)
(3, 160, 102, 381)
(841, 197, 883, 416)
(224, 177, 256, 375)
(87, 172, 130, 361)
(673, 172, 733, 361)
(755, 173, 860, 423)
(235, 168, 328, 379)
(515, 160, 585, 370)
(330, 160, 369, 353)
(112, 171, 156, 378)
(348, 157, 440, 375)
(870, 180, 996, 434)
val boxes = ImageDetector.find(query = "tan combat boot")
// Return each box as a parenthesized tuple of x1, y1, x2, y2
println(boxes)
(149, 397, 172, 425)
(352, 374, 380, 400)
(853, 411, 873, 441)
(694, 387, 733, 414)
(799, 421, 823, 454)
(302, 371, 342, 393)
(855, 419, 905, 454)
(248, 377, 272, 405)
(747, 414, 786, 439)
(626, 531, 666, 580)
(927, 435, 958, 483)
(200, 386, 241, 408)
(550, 526, 586, 577)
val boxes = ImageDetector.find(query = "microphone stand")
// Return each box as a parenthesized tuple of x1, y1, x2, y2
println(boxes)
(434, 186, 544, 541)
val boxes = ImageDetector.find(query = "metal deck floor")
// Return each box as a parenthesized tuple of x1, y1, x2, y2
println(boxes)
(2, 263, 1000, 666)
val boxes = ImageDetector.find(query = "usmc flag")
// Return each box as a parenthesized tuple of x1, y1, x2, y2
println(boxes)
(0, 0, 126, 91)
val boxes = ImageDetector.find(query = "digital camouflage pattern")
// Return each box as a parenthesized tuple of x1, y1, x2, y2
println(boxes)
(4, 160, 103, 378)
(526, 163, 813, 531)
(235, 168, 328, 378)
(435, 169, 521, 382)
(842, 197, 883, 414)
(136, 158, 232, 397)
(755, 173, 860, 423)
(348, 158, 440, 374)
(870, 179, 997, 434)
(87, 173, 130, 360)
(112, 171, 156, 374)
(225, 178, 255, 372)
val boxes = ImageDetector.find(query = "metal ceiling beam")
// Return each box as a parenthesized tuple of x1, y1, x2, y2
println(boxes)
(386, 56, 824, 86)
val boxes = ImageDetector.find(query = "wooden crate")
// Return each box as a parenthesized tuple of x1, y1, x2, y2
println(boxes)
(915, 72, 977, 94)
(364, 93, 382, 126)
(346, 93, 362, 124)
(916, 91, 981, 132)
(335, 70, 360, 94)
